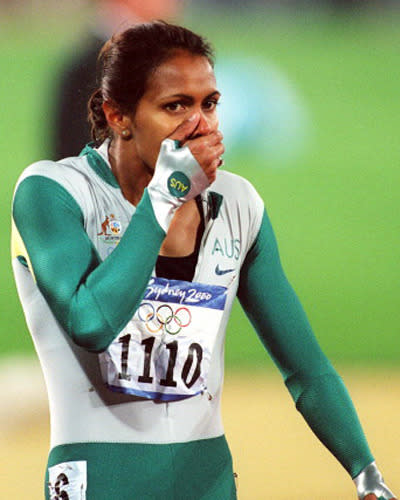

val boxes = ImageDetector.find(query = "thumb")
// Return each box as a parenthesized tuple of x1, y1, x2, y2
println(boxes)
(167, 113, 200, 144)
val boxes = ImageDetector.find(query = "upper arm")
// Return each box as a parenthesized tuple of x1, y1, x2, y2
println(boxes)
(12, 175, 103, 334)
(238, 209, 335, 394)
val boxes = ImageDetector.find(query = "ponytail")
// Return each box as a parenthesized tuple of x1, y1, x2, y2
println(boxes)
(87, 88, 109, 145)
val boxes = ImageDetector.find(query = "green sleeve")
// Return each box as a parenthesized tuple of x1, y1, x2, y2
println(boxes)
(237, 209, 374, 478)
(13, 175, 165, 353)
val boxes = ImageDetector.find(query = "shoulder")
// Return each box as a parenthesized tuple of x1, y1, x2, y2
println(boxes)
(16, 155, 88, 184)
(212, 169, 264, 217)
(213, 170, 262, 201)
(14, 156, 92, 212)
(211, 170, 265, 256)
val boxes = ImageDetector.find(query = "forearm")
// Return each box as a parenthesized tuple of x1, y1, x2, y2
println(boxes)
(287, 371, 373, 478)
(13, 177, 165, 352)
(67, 188, 165, 351)
(238, 209, 373, 477)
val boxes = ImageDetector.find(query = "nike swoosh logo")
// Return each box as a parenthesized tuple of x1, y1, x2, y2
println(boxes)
(215, 265, 235, 276)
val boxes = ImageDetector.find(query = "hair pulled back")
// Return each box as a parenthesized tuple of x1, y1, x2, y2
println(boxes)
(88, 21, 215, 145)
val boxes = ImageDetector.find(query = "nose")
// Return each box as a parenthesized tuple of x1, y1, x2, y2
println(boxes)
(193, 111, 214, 137)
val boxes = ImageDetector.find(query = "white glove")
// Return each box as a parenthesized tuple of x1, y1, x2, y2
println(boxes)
(354, 462, 396, 499)
(147, 138, 209, 233)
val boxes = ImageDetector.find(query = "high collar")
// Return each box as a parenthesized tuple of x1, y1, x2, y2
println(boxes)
(80, 140, 119, 188)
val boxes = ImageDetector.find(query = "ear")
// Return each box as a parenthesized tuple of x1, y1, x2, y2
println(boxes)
(102, 101, 133, 139)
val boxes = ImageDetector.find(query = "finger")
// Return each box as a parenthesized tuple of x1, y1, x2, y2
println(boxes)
(193, 130, 223, 147)
(214, 142, 225, 158)
(204, 143, 225, 167)
(204, 169, 217, 183)
(189, 141, 225, 166)
(204, 157, 221, 181)
(167, 113, 200, 144)
(208, 130, 224, 146)
(184, 130, 223, 149)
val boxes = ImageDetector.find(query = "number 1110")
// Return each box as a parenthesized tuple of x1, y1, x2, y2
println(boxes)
(118, 334, 203, 389)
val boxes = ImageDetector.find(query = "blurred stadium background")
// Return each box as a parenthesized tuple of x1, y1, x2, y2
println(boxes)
(1, 0, 399, 498)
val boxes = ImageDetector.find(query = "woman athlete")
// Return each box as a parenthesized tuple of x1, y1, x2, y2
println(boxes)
(12, 22, 396, 500)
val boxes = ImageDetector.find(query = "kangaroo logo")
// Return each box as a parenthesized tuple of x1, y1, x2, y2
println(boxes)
(98, 215, 111, 236)
(98, 214, 121, 236)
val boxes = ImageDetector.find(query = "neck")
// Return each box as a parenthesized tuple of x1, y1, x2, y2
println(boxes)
(108, 139, 152, 206)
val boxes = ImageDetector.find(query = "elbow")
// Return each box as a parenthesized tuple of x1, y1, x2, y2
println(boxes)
(285, 370, 340, 406)
(70, 330, 112, 353)
(67, 308, 116, 353)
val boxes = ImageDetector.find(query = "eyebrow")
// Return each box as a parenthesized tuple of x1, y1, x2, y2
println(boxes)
(161, 90, 221, 101)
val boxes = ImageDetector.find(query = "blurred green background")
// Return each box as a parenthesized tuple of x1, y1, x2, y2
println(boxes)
(1, 3, 399, 370)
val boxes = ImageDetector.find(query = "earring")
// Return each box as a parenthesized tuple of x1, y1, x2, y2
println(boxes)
(121, 129, 131, 139)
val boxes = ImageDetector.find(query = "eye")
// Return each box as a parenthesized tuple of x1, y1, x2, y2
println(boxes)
(202, 98, 219, 111)
(164, 101, 186, 112)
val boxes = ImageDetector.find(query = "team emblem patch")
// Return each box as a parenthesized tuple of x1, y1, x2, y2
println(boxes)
(97, 214, 123, 257)
(167, 171, 191, 198)
(98, 213, 122, 236)
(98, 214, 122, 238)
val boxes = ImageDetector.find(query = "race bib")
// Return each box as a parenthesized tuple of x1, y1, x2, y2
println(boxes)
(99, 277, 227, 401)
(48, 461, 87, 500)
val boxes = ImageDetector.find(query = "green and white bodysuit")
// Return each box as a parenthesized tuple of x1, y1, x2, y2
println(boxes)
(12, 139, 374, 499)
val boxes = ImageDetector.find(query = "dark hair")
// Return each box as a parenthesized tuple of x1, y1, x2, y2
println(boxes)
(88, 21, 215, 145)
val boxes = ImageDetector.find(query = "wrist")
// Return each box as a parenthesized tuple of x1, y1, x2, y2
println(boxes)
(147, 138, 209, 232)
(354, 461, 395, 499)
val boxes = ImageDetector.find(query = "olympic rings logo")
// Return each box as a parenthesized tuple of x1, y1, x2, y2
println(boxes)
(137, 302, 192, 335)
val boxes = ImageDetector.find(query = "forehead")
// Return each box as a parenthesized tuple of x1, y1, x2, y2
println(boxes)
(145, 52, 217, 99)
